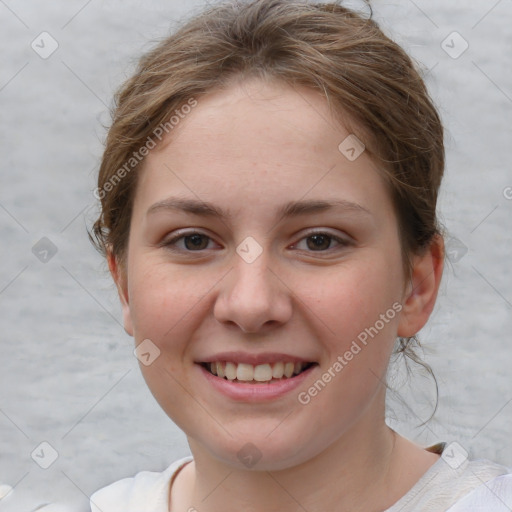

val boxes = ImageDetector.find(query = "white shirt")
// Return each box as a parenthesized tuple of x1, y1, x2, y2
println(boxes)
(90, 443, 512, 511)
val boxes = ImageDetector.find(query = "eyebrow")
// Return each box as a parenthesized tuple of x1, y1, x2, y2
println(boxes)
(146, 197, 372, 220)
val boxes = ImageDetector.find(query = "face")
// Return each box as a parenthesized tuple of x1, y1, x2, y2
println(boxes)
(112, 78, 428, 470)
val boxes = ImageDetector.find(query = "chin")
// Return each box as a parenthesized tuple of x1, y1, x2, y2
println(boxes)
(196, 430, 316, 472)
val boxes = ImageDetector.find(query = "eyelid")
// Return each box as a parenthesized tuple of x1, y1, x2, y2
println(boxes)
(298, 228, 351, 241)
(290, 228, 352, 250)
(161, 229, 219, 249)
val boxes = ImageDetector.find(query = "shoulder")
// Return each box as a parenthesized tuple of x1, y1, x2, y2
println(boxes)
(90, 456, 193, 512)
(447, 472, 512, 511)
(385, 442, 512, 512)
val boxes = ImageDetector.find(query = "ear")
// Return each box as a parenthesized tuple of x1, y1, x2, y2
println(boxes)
(397, 235, 444, 338)
(107, 248, 134, 337)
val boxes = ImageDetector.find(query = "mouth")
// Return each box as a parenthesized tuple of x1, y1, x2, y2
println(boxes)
(198, 361, 318, 384)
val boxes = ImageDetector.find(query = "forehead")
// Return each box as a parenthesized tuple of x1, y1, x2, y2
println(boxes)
(134, 78, 391, 222)
(165, 78, 348, 162)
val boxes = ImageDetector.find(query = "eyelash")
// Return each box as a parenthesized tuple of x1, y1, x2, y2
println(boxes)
(162, 230, 351, 254)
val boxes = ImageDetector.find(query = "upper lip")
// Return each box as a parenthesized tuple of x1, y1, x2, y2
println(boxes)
(196, 351, 317, 366)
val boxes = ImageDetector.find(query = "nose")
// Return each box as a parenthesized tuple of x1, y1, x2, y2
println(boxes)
(213, 249, 293, 334)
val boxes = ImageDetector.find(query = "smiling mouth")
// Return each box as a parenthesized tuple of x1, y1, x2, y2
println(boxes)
(199, 361, 318, 384)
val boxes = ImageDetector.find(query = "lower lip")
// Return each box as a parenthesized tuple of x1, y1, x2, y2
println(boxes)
(196, 363, 317, 402)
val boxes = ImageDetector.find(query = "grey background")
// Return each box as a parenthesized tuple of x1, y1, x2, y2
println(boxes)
(0, 0, 511, 510)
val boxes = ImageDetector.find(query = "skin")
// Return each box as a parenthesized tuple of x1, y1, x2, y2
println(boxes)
(108, 77, 444, 512)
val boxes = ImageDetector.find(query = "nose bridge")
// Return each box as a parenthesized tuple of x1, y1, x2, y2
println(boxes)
(231, 241, 275, 301)
(213, 239, 292, 332)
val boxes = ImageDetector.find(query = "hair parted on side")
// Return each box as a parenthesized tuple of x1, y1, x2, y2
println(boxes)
(89, 0, 445, 422)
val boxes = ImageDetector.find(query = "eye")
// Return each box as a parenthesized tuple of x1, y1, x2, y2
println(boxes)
(162, 229, 350, 254)
(162, 231, 218, 252)
(292, 231, 350, 252)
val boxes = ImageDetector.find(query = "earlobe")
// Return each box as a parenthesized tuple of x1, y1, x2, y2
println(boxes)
(107, 249, 134, 337)
(397, 235, 444, 338)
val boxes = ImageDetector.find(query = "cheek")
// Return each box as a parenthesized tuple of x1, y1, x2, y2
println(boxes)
(127, 258, 193, 339)
(302, 255, 403, 345)
(126, 260, 204, 413)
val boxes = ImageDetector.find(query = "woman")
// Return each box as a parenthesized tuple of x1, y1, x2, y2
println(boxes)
(88, 1, 512, 510)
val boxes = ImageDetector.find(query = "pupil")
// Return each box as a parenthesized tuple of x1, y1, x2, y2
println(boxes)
(307, 234, 330, 250)
(185, 234, 208, 250)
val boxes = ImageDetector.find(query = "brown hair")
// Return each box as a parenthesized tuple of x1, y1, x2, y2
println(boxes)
(89, 0, 444, 420)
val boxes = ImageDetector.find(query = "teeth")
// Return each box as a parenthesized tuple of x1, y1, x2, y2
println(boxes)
(254, 364, 272, 382)
(204, 361, 311, 382)
(284, 362, 294, 378)
(225, 362, 237, 381)
(272, 362, 284, 378)
(236, 363, 254, 381)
